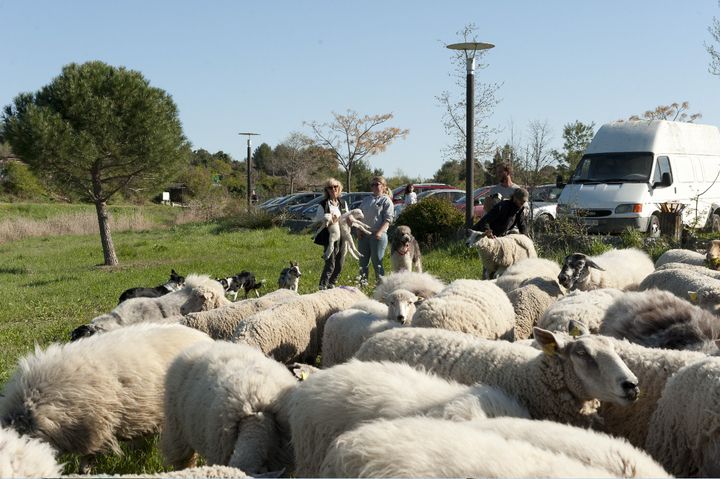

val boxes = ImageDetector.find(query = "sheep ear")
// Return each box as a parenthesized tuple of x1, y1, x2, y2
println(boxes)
(533, 327, 566, 356)
(567, 319, 588, 337)
(585, 259, 605, 271)
(688, 291, 698, 303)
(415, 296, 425, 304)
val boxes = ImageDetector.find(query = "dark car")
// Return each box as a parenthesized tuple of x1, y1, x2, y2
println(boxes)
(264, 192, 322, 214)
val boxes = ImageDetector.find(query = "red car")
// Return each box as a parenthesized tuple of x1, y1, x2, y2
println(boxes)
(391, 183, 455, 205)
(453, 186, 495, 221)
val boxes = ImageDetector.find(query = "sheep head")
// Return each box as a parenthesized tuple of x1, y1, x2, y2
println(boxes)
(558, 253, 604, 290)
(383, 289, 419, 325)
(533, 326, 639, 406)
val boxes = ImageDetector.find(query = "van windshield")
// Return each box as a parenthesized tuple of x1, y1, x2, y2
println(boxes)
(571, 152, 653, 184)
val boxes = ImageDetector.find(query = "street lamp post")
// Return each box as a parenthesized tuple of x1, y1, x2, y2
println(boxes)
(446, 41, 494, 228)
(238, 132, 260, 210)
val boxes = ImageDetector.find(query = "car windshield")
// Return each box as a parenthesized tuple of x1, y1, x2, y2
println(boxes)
(571, 152, 653, 184)
(530, 186, 563, 203)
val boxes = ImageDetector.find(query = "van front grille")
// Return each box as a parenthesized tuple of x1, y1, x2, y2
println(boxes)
(577, 209, 613, 217)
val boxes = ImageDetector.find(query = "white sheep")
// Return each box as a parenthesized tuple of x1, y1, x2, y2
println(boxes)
(321, 309, 401, 368)
(537, 288, 624, 334)
(639, 267, 720, 314)
(287, 359, 529, 477)
(0, 323, 213, 467)
(161, 341, 296, 474)
(232, 286, 367, 364)
(181, 288, 299, 340)
(656, 261, 720, 278)
(320, 208, 372, 260)
(347, 298, 389, 317)
(599, 288, 720, 353)
(371, 270, 445, 301)
(95, 465, 250, 478)
(558, 248, 654, 291)
(654, 248, 707, 269)
(0, 426, 62, 478)
(320, 416, 670, 478)
(72, 274, 230, 339)
(355, 326, 639, 428)
(646, 356, 720, 477)
(466, 231, 538, 278)
(411, 279, 515, 340)
(596, 338, 707, 449)
(507, 278, 565, 340)
(495, 257, 562, 293)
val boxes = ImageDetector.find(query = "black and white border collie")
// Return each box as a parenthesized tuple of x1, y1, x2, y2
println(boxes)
(218, 271, 265, 301)
(118, 269, 185, 304)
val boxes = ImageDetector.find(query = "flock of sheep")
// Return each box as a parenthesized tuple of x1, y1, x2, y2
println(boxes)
(1, 233, 720, 477)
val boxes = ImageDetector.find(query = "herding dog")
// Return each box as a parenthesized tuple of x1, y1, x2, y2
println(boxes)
(278, 261, 302, 292)
(118, 269, 185, 304)
(218, 271, 266, 300)
(389, 225, 422, 273)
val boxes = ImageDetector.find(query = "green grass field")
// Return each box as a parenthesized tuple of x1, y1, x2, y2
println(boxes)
(0, 211, 485, 474)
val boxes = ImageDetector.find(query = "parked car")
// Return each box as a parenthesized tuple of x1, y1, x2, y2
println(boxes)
(454, 186, 494, 220)
(257, 195, 289, 210)
(529, 184, 563, 232)
(264, 192, 322, 214)
(395, 188, 466, 217)
(298, 192, 373, 220)
(391, 183, 455, 205)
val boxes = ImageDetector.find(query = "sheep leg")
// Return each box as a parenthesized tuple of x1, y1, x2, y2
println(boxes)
(160, 423, 198, 470)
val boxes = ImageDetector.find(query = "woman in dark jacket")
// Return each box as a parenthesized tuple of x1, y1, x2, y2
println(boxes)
(313, 178, 349, 290)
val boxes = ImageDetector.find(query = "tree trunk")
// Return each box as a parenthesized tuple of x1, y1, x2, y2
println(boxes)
(345, 168, 352, 193)
(94, 199, 119, 266)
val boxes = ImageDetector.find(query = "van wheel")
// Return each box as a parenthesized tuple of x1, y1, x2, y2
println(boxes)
(647, 214, 661, 238)
(711, 214, 720, 233)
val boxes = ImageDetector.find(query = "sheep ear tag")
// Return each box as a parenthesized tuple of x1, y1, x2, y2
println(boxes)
(688, 291, 698, 303)
(542, 342, 557, 356)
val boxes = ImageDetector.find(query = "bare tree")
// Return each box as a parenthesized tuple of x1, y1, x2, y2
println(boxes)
(515, 120, 555, 189)
(627, 101, 702, 122)
(708, 12, 720, 76)
(306, 110, 408, 191)
(273, 132, 318, 193)
(437, 23, 501, 166)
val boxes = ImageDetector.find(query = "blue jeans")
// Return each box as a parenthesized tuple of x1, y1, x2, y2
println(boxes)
(358, 232, 388, 280)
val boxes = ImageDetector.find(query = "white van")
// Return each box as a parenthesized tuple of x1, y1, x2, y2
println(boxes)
(557, 120, 720, 236)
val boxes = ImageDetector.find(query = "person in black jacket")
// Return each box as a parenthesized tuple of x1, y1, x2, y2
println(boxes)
(312, 178, 349, 290)
(472, 187, 529, 238)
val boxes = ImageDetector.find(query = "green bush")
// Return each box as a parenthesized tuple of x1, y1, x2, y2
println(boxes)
(1, 161, 48, 200)
(395, 197, 464, 247)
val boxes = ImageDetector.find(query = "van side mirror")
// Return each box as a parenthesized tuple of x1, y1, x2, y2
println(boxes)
(556, 174, 566, 188)
(653, 172, 672, 188)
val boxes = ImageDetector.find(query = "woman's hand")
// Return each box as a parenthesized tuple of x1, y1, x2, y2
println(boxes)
(374, 231, 383, 240)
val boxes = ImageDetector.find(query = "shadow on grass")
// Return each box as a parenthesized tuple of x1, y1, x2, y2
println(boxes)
(0, 267, 29, 275)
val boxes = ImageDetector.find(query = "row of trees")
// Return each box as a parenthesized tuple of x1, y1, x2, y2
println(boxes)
(1, 14, 717, 265)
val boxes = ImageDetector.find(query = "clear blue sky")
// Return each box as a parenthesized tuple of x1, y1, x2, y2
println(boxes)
(1, 1, 719, 179)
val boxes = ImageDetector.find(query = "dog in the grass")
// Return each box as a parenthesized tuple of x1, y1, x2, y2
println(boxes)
(389, 225, 423, 273)
(118, 269, 185, 304)
(278, 261, 302, 292)
(218, 271, 265, 300)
